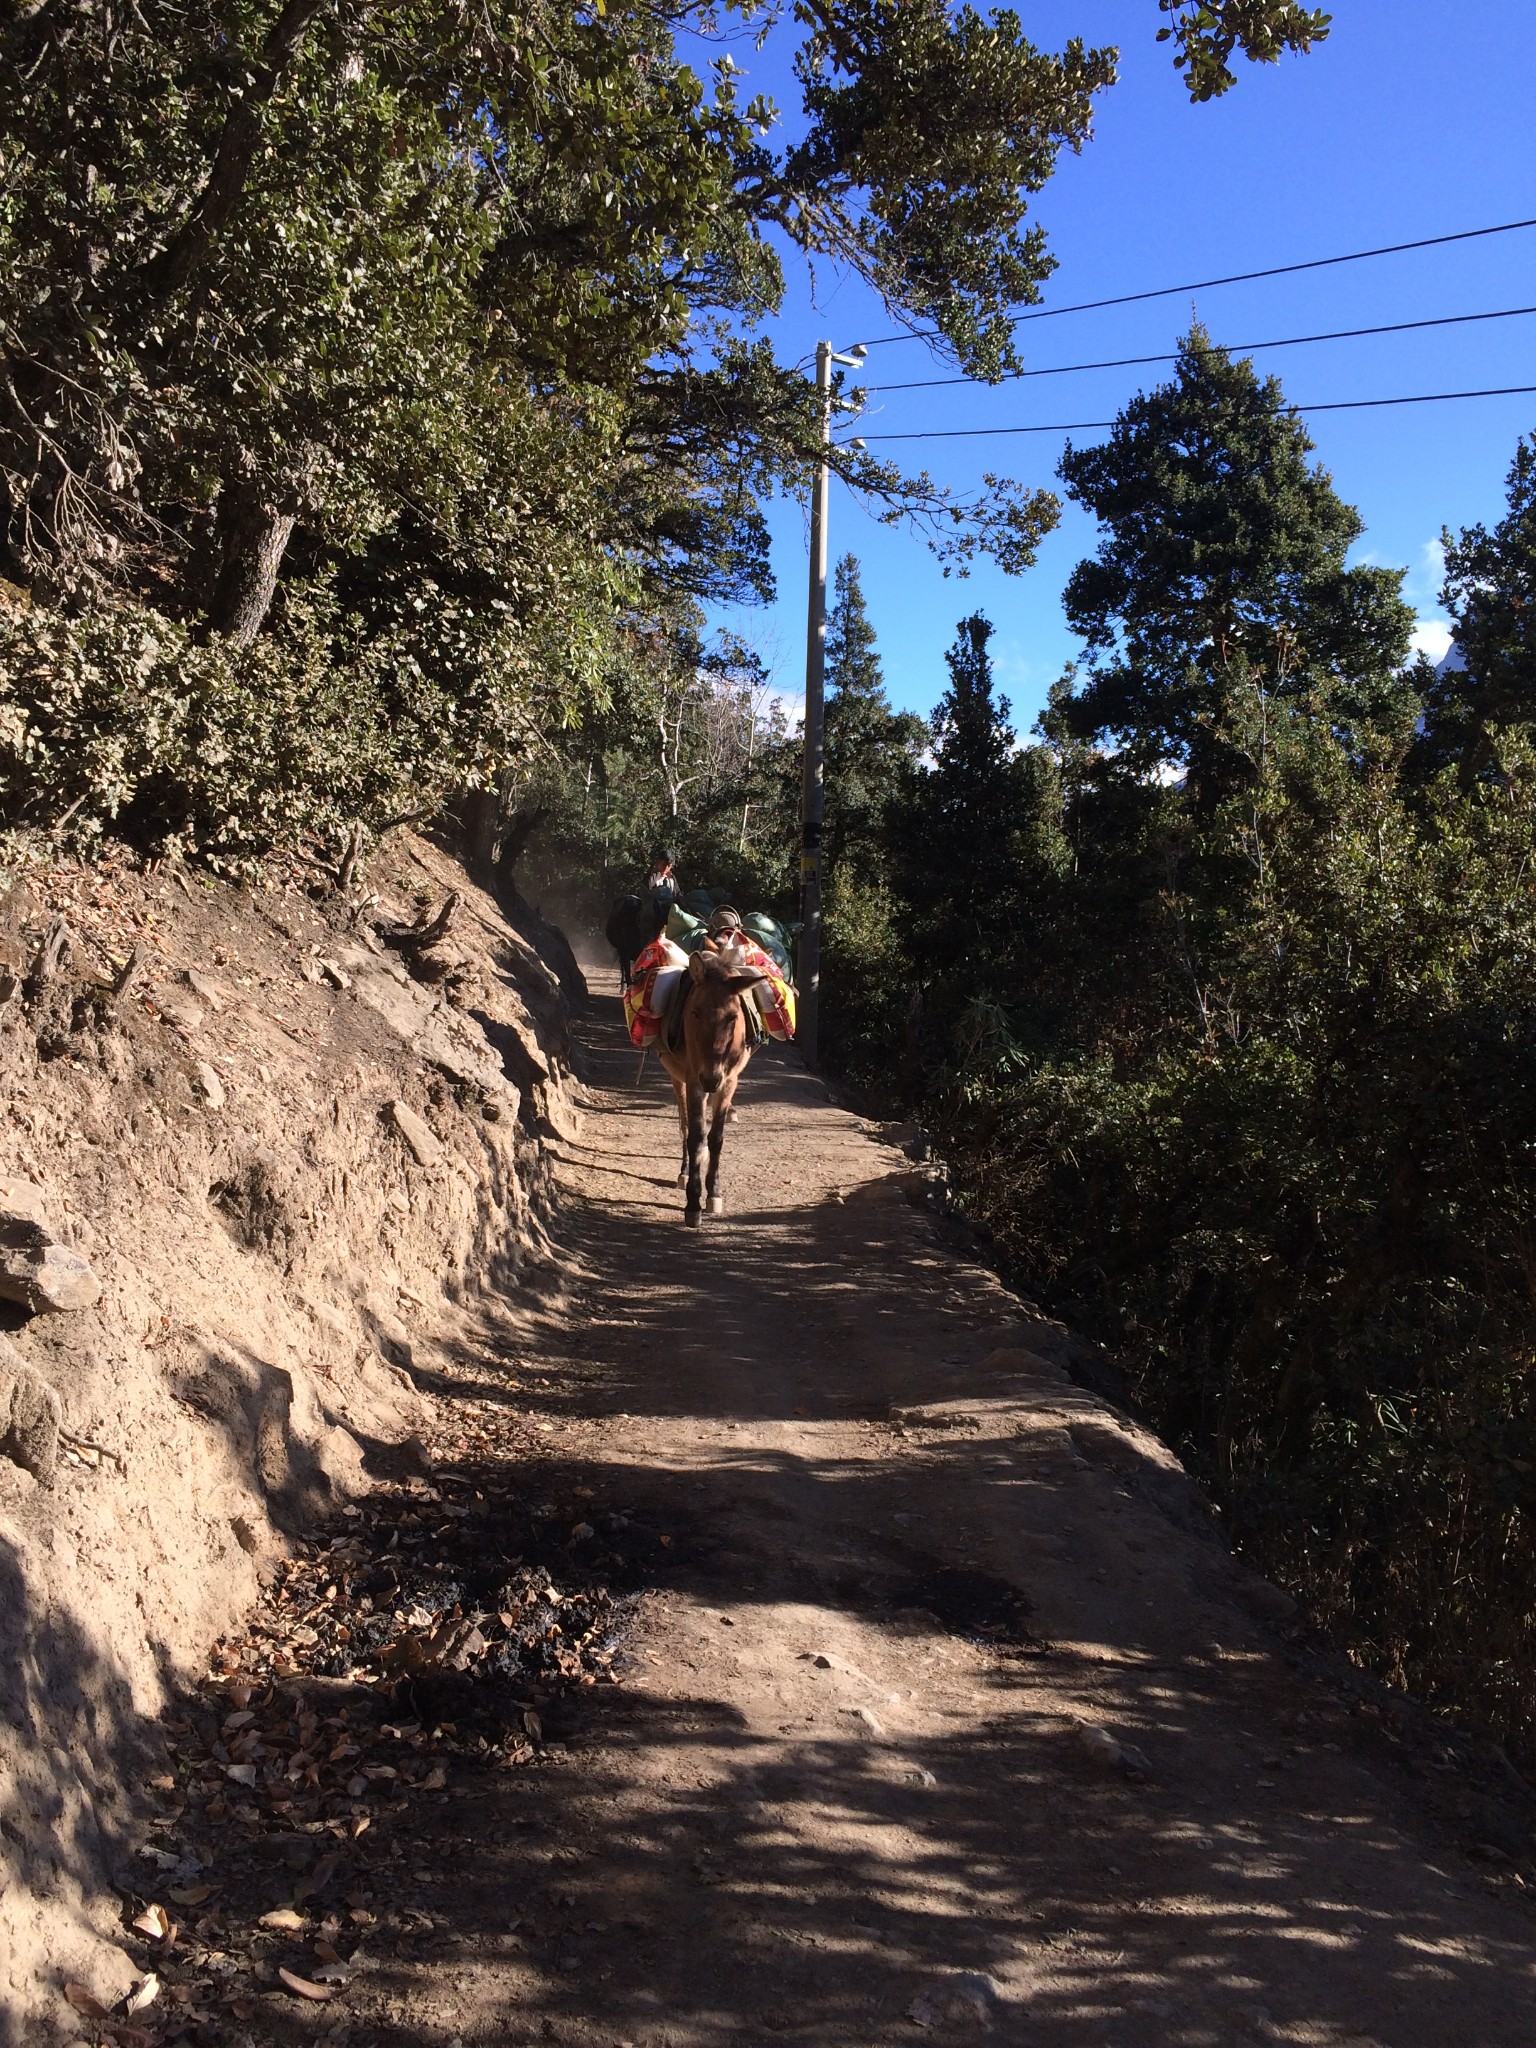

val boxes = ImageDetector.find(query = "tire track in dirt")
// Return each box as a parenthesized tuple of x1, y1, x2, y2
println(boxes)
(314, 983, 1536, 2047)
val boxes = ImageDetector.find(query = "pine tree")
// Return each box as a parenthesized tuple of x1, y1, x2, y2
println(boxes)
(898, 613, 1064, 1034)
(1050, 327, 1415, 805)
(1414, 435, 1536, 779)
(823, 554, 926, 869)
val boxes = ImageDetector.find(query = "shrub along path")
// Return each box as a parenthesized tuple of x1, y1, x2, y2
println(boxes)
(143, 981, 1536, 2045)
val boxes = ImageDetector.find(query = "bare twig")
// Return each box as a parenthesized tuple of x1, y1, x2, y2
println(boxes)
(58, 1427, 126, 1473)
(376, 892, 460, 954)
(109, 943, 147, 1005)
(22, 918, 71, 1002)
(336, 821, 365, 894)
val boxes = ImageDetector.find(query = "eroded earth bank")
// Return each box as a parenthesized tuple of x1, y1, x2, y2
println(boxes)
(5, 864, 1536, 2047)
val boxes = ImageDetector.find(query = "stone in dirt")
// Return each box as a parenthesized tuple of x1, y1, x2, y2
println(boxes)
(389, 1098, 443, 1167)
(1074, 1720, 1152, 1777)
(156, 990, 206, 1034)
(193, 1060, 226, 1109)
(0, 1174, 51, 1235)
(907, 1973, 998, 2028)
(185, 968, 227, 1011)
(0, 1333, 62, 1482)
(0, 1191, 102, 1312)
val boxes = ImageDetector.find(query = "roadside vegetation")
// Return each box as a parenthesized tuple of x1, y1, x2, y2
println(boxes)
(802, 346, 1536, 1776)
(425, 329, 1536, 1777)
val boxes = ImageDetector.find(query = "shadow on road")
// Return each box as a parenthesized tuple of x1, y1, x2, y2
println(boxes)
(345, 990, 1536, 2048)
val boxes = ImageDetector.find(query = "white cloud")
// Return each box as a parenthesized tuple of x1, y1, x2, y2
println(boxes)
(1410, 619, 1453, 663)
(760, 686, 805, 732)
(1403, 538, 1447, 610)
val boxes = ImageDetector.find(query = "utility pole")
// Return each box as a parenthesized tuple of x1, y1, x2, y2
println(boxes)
(798, 339, 865, 1069)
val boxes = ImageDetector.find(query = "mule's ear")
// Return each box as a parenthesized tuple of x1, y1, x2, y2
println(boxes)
(688, 952, 709, 982)
(723, 967, 768, 994)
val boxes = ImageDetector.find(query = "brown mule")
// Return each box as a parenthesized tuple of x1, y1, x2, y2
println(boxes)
(658, 944, 767, 1226)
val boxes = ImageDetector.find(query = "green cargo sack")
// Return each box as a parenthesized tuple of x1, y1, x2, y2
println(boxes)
(665, 905, 709, 952)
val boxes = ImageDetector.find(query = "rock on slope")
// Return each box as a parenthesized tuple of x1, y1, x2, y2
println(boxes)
(0, 831, 580, 2037)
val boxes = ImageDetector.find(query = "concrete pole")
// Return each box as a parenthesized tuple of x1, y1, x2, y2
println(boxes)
(799, 340, 833, 1069)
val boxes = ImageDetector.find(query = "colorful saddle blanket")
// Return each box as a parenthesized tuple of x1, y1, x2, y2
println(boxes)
(623, 937, 688, 1047)
(623, 938, 797, 1047)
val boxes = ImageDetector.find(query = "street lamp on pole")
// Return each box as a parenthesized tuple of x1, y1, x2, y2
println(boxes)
(798, 338, 866, 1071)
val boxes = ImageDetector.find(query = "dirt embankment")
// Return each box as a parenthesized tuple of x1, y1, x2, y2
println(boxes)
(0, 832, 579, 2035)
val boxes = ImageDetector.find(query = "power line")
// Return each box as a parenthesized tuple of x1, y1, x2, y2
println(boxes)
(858, 384, 1536, 443)
(858, 216, 1536, 349)
(869, 304, 1536, 393)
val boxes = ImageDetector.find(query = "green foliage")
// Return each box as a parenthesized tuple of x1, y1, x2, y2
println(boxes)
(893, 614, 1068, 1068)
(945, 723, 1536, 1758)
(1156, 1, 1333, 100)
(823, 556, 927, 870)
(0, 0, 1326, 861)
(816, 556, 926, 1082)
(0, 591, 420, 868)
(789, 0, 1115, 375)
(812, 391, 1536, 1763)
(1052, 329, 1415, 805)
(517, 617, 800, 922)
(1413, 435, 1536, 781)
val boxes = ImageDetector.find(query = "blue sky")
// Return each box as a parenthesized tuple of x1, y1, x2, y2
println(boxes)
(698, 0, 1536, 732)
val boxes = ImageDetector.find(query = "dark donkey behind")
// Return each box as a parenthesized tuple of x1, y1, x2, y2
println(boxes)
(605, 850, 678, 990)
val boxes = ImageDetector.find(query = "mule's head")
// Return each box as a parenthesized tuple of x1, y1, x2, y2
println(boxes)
(688, 945, 767, 997)
(685, 945, 765, 1088)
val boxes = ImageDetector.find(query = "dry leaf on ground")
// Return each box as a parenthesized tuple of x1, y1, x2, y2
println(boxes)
(278, 1966, 335, 2001)
(124, 1972, 161, 2014)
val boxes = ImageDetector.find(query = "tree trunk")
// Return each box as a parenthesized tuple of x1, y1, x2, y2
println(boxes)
(206, 478, 296, 645)
(461, 787, 501, 882)
(207, 439, 320, 644)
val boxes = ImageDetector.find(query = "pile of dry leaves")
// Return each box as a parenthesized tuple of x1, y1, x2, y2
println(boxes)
(69, 1472, 642, 2046)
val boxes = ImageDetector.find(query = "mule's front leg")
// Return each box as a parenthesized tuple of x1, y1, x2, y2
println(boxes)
(671, 1076, 689, 1186)
(704, 1077, 736, 1215)
(683, 1083, 708, 1226)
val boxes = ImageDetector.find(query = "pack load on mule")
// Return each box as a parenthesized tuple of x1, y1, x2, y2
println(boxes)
(663, 900, 795, 980)
(623, 904, 797, 1049)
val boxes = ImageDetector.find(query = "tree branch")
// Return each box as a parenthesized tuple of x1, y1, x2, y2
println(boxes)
(133, 0, 335, 314)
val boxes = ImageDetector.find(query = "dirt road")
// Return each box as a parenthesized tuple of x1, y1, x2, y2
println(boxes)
(333, 985, 1536, 2047)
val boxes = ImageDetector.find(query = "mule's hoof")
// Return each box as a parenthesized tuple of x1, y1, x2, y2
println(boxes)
(707, 1194, 725, 1215)
(684, 1207, 701, 1229)
(677, 1170, 688, 1187)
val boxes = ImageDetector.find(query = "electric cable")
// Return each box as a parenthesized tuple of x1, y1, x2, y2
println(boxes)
(868, 304, 1536, 393)
(856, 215, 1536, 349)
(857, 384, 1536, 443)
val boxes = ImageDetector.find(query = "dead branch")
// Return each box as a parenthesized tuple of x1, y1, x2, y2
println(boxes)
(108, 943, 147, 1006)
(22, 919, 71, 1002)
(336, 820, 365, 894)
(376, 892, 460, 953)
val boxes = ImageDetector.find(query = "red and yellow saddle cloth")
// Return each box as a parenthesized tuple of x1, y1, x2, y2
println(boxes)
(623, 938, 797, 1048)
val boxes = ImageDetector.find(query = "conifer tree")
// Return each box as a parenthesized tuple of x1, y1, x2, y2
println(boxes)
(899, 613, 1063, 1024)
(823, 555, 925, 869)
(1050, 328, 1415, 805)
(1415, 434, 1536, 779)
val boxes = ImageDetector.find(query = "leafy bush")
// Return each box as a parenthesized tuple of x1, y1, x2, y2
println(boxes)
(0, 592, 435, 867)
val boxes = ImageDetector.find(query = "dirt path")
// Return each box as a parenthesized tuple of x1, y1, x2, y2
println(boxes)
(333, 984, 1536, 2047)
